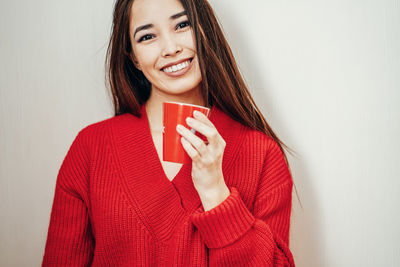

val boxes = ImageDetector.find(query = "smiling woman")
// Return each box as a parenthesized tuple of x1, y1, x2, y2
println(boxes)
(129, 0, 203, 103)
(41, 0, 295, 266)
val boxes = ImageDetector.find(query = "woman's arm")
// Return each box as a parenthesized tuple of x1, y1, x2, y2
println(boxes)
(190, 140, 295, 266)
(42, 130, 94, 266)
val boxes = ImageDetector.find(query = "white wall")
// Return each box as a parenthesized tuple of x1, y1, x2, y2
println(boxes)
(0, 1, 114, 266)
(1, 0, 399, 266)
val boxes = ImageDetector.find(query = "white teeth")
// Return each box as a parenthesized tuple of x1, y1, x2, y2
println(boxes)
(163, 60, 190, 73)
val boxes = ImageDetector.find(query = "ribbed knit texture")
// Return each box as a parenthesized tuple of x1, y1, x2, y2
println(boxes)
(42, 104, 295, 266)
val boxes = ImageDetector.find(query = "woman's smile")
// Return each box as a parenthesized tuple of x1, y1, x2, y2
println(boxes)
(161, 58, 194, 77)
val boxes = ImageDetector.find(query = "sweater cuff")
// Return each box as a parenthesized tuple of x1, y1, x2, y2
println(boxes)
(190, 187, 255, 248)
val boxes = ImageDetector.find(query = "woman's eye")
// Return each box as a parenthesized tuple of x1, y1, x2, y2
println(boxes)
(137, 22, 190, 42)
(176, 21, 190, 30)
(138, 34, 154, 42)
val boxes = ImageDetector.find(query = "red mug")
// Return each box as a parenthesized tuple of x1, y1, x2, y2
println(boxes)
(163, 102, 211, 164)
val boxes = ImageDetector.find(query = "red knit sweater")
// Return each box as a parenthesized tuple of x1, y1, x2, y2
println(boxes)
(42, 104, 295, 266)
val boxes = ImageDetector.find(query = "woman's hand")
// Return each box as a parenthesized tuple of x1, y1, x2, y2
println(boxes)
(176, 110, 230, 211)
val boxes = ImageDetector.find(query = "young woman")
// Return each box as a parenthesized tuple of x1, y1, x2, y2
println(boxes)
(42, 0, 295, 266)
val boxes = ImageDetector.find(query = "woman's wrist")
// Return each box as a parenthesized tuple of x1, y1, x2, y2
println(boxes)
(197, 183, 231, 211)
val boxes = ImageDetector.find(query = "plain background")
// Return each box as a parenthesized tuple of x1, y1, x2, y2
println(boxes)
(1, 0, 399, 266)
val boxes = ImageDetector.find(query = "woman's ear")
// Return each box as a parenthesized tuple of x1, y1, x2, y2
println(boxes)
(130, 52, 141, 70)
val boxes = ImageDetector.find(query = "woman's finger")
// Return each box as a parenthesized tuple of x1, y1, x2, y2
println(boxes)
(180, 137, 200, 160)
(186, 117, 222, 149)
(176, 124, 208, 156)
(193, 110, 215, 128)
(185, 117, 213, 138)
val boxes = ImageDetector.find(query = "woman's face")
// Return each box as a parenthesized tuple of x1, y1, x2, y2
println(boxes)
(129, 0, 202, 98)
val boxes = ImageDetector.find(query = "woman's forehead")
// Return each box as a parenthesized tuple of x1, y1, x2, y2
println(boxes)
(130, 0, 186, 26)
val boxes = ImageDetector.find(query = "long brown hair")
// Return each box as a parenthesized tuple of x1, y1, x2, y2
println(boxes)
(105, 0, 297, 166)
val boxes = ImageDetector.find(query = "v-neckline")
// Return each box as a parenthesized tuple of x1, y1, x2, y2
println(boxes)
(142, 103, 189, 184)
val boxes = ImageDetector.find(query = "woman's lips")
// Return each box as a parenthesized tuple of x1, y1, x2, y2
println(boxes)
(161, 57, 193, 70)
(161, 58, 194, 77)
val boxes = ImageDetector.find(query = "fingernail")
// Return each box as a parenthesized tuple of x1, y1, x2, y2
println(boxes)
(193, 110, 200, 117)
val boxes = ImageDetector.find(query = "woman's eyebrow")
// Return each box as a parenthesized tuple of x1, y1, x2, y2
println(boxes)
(133, 11, 187, 38)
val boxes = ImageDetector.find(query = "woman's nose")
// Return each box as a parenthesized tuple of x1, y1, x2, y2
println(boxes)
(161, 34, 182, 57)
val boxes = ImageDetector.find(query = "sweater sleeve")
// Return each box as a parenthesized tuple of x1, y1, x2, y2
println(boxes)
(42, 130, 94, 266)
(190, 139, 295, 266)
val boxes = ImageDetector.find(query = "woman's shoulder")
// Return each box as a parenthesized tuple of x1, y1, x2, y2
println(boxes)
(241, 125, 280, 152)
(64, 114, 140, 162)
(78, 113, 138, 138)
(214, 106, 277, 150)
